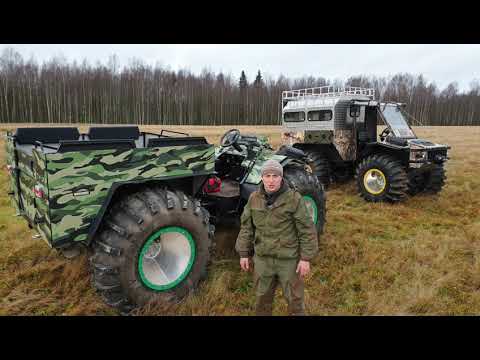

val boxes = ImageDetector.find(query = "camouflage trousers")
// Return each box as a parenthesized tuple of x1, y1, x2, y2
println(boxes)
(253, 255, 305, 316)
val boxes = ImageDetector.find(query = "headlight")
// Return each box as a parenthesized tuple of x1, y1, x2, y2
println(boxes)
(410, 151, 427, 162)
(434, 154, 446, 163)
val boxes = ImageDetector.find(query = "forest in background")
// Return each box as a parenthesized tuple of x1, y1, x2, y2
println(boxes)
(1, 47, 479, 126)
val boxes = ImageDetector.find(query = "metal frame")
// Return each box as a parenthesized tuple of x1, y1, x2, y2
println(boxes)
(282, 86, 375, 101)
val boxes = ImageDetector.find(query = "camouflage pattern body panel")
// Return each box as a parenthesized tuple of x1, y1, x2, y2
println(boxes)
(46, 144, 215, 246)
(5, 137, 52, 244)
(281, 130, 333, 146)
(281, 130, 304, 146)
(5, 136, 20, 213)
(304, 130, 333, 144)
(334, 130, 356, 160)
(30, 148, 51, 244)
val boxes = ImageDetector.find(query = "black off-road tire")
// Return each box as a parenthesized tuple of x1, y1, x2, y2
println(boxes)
(284, 166, 326, 235)
(89, 186, 214, 314)
(424, 164, 446, 194)
(407, 164, 447, 196)
(407, 170, 427, 196)
(303, 150, 331, 189)
(355, 154, 408, 203)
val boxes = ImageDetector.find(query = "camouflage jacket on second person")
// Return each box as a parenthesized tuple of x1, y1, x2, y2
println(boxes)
(235, 182, 319, 261)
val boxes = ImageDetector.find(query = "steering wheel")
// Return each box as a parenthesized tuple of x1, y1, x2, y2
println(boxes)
(220, 129, 243, 152)
(379, 127, 391, 141)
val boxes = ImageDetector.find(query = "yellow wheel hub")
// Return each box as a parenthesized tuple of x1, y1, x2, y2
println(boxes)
(363, 168, 386, 195)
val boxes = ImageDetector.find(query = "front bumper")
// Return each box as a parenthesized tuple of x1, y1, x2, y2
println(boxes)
(409, 148, 449, 168)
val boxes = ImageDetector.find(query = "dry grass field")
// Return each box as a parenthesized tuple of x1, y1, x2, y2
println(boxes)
(0, 124, 479, 315)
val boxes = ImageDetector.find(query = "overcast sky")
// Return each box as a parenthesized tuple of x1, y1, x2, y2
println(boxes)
(3, 44, 479, 92)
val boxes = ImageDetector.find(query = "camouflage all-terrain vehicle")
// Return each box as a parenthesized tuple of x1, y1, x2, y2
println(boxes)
(5, 126, 325, 313)
(280, 86, 450, 202)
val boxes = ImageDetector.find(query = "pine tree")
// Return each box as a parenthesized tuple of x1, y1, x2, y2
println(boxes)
(239, 71, 248, 123)
(254, 70, 263, 88)
(239, 70, 247, 89)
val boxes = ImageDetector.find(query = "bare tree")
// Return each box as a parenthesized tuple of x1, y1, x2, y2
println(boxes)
(0, 48, 479, 126)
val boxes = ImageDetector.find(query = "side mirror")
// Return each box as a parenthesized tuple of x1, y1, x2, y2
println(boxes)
(350, 105, 360, 118)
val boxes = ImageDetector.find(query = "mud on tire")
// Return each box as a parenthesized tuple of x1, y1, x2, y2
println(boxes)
(355, 154, 408, 203)
(283, 166, 326, 235)
(90, 186, 214, 314)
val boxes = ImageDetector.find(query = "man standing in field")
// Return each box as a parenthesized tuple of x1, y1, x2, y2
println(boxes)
(235, 159, 318, 316)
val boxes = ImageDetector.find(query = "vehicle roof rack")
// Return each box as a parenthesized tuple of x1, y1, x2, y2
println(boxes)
(282, 86, 375, 101)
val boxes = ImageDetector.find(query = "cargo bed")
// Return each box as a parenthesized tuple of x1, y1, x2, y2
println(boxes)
(5, 126, 215, 248)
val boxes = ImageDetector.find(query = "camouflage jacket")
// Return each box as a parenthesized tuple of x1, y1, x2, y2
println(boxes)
(235, 182, 318, 261)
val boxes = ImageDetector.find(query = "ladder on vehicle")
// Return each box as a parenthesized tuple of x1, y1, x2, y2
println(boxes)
(282, 86, 375, 101)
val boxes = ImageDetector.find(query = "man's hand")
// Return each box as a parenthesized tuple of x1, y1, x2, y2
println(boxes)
(240, 257, 250, 272)
(296, 260, 310, 278)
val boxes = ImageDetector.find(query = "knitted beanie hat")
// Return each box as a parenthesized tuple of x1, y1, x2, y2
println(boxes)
(261, 159, 283, 177)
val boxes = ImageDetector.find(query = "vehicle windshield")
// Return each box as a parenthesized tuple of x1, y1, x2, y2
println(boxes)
(381, 104, 415, 138)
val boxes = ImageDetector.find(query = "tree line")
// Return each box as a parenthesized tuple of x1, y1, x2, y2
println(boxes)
(1, 47, 479, 126)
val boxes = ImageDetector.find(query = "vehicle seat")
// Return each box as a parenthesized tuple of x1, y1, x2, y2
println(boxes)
(87, 126, 140, 140)
(14, 127, 80, 145)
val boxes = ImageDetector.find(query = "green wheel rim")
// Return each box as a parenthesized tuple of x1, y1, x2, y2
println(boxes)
(303, 195, 318, 225)
(138, 226, 196, 291)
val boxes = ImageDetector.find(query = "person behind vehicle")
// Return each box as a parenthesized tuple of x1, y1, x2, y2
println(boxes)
(235, 159, 319, 316)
